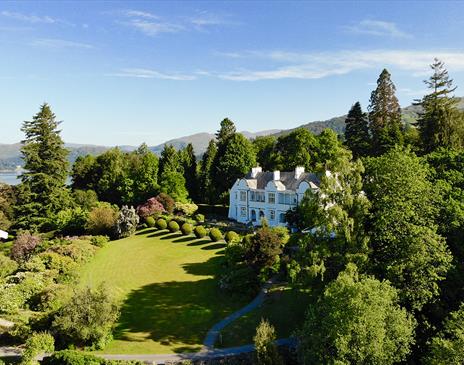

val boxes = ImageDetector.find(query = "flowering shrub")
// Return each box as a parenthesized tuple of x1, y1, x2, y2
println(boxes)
(174, 202, 199, 216)
(115, 206, 139, 238)
(11, 232, 41, 262)
(136, 197, 165, 219)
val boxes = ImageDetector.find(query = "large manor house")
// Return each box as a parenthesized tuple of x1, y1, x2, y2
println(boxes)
(228, 166, 320, 227)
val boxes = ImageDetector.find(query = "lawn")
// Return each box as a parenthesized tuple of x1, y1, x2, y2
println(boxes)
(216, 286, 311, 348)
(79, 228, 247, 354)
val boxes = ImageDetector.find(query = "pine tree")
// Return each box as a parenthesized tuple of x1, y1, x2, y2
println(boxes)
(344, 102, 371, 158)
(199, 139, 217, 204)
(16, 103, 70, 230)
(181, 143, 198, 202)
(417, 58, 464, 152)
(215, 118, 236, 145)
(368, 69, 403, 155)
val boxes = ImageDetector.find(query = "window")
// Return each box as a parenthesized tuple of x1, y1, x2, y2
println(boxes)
(278, 192, 297, 205)
(250, 191, 265, 202)
(268, 193, 275, 204)
(240, 191, 247, 202)
(279, 213, 286, 223)
(240, 206, 247, 217)
(269, 210, 275, 220)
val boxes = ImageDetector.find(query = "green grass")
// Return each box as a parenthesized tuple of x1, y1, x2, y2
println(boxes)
(216, 286, 311, 348)
(79, 228, 247, 354)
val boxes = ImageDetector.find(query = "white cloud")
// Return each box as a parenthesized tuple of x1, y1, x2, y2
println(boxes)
(1, 10, 59, 24)
(124, 19, 184, 36)
(345, 20, 411, 39)
(31, 38, 94, 49)
(215, 50, 464, 81)
(110, 68, 196, 81)
(122, 10, 159, 19)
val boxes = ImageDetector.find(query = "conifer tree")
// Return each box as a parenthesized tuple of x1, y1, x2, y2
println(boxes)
(215, 118, 236, 144)
(344, 102, 371, 158)
(368, 69, 403, 155)
(16, 103, 70, 229)
(417, 58, 464, 152)
(181, 143, 198, 202)
(199, 139, 217, 204)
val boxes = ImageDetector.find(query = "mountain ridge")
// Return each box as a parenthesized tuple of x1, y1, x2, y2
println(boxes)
(2, 98, 463, 170)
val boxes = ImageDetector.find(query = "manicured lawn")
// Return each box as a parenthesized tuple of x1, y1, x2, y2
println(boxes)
(79, 228, 247, 354)
(216, 286, 311, 348)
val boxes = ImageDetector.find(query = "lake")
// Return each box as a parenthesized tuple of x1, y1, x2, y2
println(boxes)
(0, 172, 21, 185)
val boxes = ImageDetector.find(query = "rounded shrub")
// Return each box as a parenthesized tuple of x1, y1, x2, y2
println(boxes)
(209, 228, 223, 242)
(156, 218, 167, 230)
(145, 216, 156, 228)
(225, 231, 240, 244)
(90, 235, 110, 247)
(168, 220, 180, 233)
(194, 214, 205, 223)
(181, 223, 193, 236)
(194, 226, 207, 239)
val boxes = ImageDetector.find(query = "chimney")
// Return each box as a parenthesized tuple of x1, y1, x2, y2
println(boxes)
(273, 170, 280, 181)
(251, 166, 262, 178)
(295, 166, 305, 179)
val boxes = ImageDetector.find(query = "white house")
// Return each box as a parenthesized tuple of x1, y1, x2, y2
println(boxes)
(228, 166, 319, 227)
(0, 230, 8, 240)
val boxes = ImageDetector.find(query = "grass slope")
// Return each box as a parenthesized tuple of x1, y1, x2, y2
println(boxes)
(79, 228, 247, 354)
(217, 286, 311, 348)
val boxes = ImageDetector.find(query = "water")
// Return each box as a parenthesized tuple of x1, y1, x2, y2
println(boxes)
(0, 172, 21, 185)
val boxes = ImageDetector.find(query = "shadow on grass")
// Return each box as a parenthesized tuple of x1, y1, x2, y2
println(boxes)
(136, 228, 157, 235)
(187, 239, 211, 247)
(113, 257, 244, 353)
(172, 236, 196, 243)
(202, 243, 227, 250)
(147, 230, 168, 238)
(161, 232, 182, 240)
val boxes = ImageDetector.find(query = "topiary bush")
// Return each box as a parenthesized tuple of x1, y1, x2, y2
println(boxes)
(145, 216, 156, 228)
(181, 223, 193, 236)
(209, 228, 223, 242)
(156, 218, 167, 230)
(225, 231, 240, 244)
(194, 226, 207, 239)
(168, 221, 180, 233)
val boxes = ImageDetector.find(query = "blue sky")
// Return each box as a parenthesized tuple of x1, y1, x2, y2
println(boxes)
(2, 1, 464, 146)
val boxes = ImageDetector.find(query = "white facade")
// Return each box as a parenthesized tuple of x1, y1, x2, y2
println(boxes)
(228, 166, 319, 227)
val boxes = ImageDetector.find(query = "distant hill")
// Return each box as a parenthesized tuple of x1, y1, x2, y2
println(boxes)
(2, 98, 463, 170)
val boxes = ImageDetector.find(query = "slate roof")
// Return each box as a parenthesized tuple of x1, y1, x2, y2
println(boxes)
(243, 171, 320, 190)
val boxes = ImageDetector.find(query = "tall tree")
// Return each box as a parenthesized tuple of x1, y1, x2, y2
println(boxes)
(15, 103, 70, 229)
(158, 144, 188, 202)
(181, 143, 198, 202)
(368, 69, 403, 155)
(344, 102, 371, 158)
(198, 139, 217, 204)
(252, 135, 277, 171)
(212, 132, 256, 203)
(417, 58, 464, 152)
(215, 118, 236, 144)
(290, 153, 369, 284)
(364, 148, 452, 311)
(274, 128, 319, 171)
(298, 264, 415, 365)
